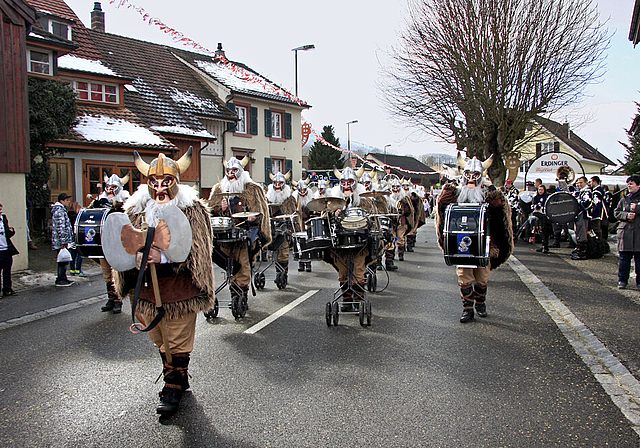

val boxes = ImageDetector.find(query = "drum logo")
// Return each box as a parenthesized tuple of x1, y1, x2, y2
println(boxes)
(457, 234, 472, 254)
(85, 227, 96, 243)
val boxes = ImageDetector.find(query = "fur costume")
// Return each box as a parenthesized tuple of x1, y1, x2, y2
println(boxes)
(208, 178, 272, 246)
(113, 184, 216, 320)
(435, 182, 513, 270)
(410, 192, 426, 229)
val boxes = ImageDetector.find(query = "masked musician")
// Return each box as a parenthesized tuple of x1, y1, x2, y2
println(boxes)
(406, 185, 426, 252)
(113, 148, 216, 415)
(375, 180, 398, 271)
(207, 156, 271, 300)
(292, 178, 313, 272)
(389, 178, 414, 261)
(435, 155, 513, 323)
(326, 166, 376, 310)
(91, 173, 130, 314)
(313, 179, 328, 199)
(571, 176, 595, 260)
(266, 171, 296, 278)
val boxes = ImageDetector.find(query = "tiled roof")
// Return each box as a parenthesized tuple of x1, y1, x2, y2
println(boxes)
(85, 30, 238, 132)
(59, 104, 176, 150)
(367, 153, 436, 173)
(534, 115, 615, 166)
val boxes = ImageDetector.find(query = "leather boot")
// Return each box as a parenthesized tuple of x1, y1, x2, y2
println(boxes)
(112, 300, 122, 314)
(101, 299, 114, 312)
(460, 284, 474, 323)
(298, 262, 305, 272)
(157, 354, 190, 415)
(473, 284, 488, 318)
(398, 246, 405, 261)
(305, 262, 312, 272)
(102, 283, 117, 311)
(571, 242, 587, 260)
(385, 259, 398, 271)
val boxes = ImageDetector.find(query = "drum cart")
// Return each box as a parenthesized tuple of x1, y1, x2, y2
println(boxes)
(254, 214, 294, 290)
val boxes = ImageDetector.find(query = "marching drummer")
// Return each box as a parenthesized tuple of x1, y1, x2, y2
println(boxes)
(327, 167, 376, 310)
(266, 171, 297, 280)
(91, 173, 130, 314)
(435, 155, 513, 323)
(314, 179, 328, 198)
(292, 178, 313, 272)
(207, 155, 271, 307)
(389, 178, 414, 262)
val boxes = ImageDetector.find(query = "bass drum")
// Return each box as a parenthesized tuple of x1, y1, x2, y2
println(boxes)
(442, 204, 490, 268)
(292, 232, 325, 261)
(545, 192, 579, 224)
(75, 208, 110, 258)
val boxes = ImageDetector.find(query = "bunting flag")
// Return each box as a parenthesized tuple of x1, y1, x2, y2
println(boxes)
(309, 128, 435, 176)
(108, 0, 305, 106)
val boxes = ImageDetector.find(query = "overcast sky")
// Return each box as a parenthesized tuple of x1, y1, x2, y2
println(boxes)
(64, 0, 640, 165)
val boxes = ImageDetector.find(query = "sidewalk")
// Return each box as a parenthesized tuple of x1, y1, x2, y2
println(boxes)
(8, 238, 103, 292)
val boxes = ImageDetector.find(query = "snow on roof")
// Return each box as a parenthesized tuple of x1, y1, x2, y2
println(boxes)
(58, 55, 118, 77)
(168, 88, 220, 112)
(28, 31, 47, 40)
(195, 59, 294, 101)
(75, 114, 165, 146)
(151, 125, 215, 139)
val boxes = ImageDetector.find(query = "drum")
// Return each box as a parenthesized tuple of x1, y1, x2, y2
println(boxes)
(75, 208, 110, 258)
(334, 229, 368, 249)
(443, 204, 490, 268)
(378, 216, 391, 232)
(341, 207, 368, 230)
(292, 232, 325, 261)
(211, 216, 242, 242)
(306, 217, 331, 249)
(545, 192, 579, 224)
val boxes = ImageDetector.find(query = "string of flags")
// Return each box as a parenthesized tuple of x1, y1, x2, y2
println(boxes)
(107, 0, 305, 106)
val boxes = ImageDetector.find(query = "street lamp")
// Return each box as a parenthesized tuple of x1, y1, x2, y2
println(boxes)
(347, 120, 358, 168)
(384, 144, 391, 172)
(291, 44, 315, 97)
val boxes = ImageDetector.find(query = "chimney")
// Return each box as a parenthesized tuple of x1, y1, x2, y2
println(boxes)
(91, 2, 105, 32)
(215, 43, 225, 58)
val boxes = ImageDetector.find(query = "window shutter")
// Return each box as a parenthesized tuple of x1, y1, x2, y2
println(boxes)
(285, 158, 293, 174)
(264, 157, 272, 184)
(250, 107, 258, 135)
(264, 109, 272, 137)
(535, 143, 541, 157)
(284, 113, 292, 139)
(227, 102, 236, 131)
(553, 141, 560, 153)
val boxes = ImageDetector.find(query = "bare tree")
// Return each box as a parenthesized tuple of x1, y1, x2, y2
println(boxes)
(382, 0, 609, 183)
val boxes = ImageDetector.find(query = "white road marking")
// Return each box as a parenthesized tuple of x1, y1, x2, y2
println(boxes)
(508, 256, 640, 436)
(244, 289, 319, 334)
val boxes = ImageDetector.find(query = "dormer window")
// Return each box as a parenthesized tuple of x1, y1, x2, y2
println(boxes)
(27, 48, 52, 75)
(72, 80, 118, 104)
(49, 20, 72, 40)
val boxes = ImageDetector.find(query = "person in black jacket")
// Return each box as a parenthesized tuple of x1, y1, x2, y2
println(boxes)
(0, 203, 19, 296)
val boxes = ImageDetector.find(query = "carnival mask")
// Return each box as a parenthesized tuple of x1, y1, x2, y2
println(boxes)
(149, 175, 177, 204)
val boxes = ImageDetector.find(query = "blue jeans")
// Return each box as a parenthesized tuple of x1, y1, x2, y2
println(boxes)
(618, 251, 640, 286)
(70, 248, 82, 271)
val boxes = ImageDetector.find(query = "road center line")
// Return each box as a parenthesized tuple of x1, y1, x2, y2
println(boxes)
(508, 256, 640, 435)
(244, 289, 319, 335)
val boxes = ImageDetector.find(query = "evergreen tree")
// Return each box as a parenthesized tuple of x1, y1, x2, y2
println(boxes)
(27, 78, 78, 206)
(308, 125, 344, 170)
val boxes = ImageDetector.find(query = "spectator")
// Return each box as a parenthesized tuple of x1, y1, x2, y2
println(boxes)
(532, 185, 552, 253)
(0, 203, 19, 296)
(614, 175, 640, 289)
(51, 193, 74, 287)
(67, 202, 84, 276)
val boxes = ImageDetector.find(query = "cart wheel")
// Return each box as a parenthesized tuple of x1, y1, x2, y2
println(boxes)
(359, 302, 366, 326)
(237, 295, 247, 318)
(371, 273, 377, 292)
(332, 301, 339, 326)
(275, 272, 287, 290)
(366, 301, 372, 326)
(254, 272, 266, 290)
(325, 302, 332, 326)
(203, 299, 219, 319)
(231, 295, 241, 318)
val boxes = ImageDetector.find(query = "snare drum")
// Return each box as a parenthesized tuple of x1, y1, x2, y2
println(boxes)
(211, 216, 242, 242)
(75, 208, 110, 258)
(292, 232, 325, 261)
(306, 217, 331, 249)
(341, 207, 368, 230)
(334, 229, 368, 249)
(443, 204, 490, 268)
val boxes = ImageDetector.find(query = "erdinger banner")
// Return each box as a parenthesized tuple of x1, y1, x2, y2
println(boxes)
(524, 152, 585, 186)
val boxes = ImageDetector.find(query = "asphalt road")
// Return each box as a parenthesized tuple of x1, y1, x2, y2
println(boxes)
(1, 222, 639, 447)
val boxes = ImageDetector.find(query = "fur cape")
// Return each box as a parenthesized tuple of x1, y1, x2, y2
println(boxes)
(435, 182, 513, 270)
(113, 194, 216, 319)
(208, 181, 272, 246)
(410, 192, 426, 229)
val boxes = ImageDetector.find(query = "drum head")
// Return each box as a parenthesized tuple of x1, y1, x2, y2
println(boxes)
(545, 192, 579, 224)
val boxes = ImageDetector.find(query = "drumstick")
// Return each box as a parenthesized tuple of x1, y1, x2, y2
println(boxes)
(149, 263, 172, 364)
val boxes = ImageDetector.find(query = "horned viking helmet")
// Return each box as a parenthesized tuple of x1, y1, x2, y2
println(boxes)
(458, 152, 494, 185)
(334, 165, 365, 185)
(104, 172, 130, 196)
(134, 147, 192, 200)
(269, 171, 291, 184)
(224, 154, 250, 177)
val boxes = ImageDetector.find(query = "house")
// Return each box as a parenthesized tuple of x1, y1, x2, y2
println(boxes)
(516, 115, 614, 175)
(1, 0, 37, 270)
(26, 0, 309, 206)
(363, 153, 440, 185)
